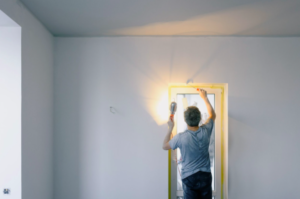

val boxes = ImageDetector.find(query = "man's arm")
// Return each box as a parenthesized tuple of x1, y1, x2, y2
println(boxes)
(162, 117, 174, 150)
(199, 89, 216, 121)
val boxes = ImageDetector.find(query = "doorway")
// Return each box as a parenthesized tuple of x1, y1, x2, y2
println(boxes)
(0, 9, 22, 198)
(168, 84, 228, 199)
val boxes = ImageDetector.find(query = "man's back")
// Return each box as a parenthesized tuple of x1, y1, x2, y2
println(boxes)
(169, 119, 214, 179)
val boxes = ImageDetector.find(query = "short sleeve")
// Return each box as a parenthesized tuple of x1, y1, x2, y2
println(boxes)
(169, 134, 180, 150)
(202, 118, 214, 137)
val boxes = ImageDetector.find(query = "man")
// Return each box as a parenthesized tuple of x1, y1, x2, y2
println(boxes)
(162, 89, 216, 199)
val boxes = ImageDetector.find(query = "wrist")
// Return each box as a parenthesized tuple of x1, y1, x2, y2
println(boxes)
(202, 96, 208, 101)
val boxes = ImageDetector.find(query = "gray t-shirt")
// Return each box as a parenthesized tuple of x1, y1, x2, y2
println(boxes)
(169, 119, 214, 179)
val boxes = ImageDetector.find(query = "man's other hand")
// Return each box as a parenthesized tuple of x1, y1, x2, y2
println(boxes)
(199, 89, 207, 99)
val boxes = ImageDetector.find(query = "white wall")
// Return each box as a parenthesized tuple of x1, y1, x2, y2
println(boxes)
(0, 26, 21, 199)
(54, 37, 300, 199)
(0, 1, 54, 199)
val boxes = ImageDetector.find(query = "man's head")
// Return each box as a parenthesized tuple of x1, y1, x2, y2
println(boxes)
(184, 106, 201, 127)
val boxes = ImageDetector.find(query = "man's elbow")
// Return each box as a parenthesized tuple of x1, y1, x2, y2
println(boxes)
(162, 143, 171, 150)
(210, 113, 216, 121)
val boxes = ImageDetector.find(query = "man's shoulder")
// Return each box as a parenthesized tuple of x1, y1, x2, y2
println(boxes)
(178, 131, 191, 137)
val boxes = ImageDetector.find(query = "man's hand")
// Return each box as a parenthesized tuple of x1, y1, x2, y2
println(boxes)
(168, 116, 175, 131)
(162, 116, 174, 150)
(199, 89, 207, 100)
(199, 88, 216, 121)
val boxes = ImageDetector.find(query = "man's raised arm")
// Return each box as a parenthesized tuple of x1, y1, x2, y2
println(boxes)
(199, 89, 216, 121)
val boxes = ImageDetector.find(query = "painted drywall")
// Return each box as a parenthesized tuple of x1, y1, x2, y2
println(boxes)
(54, 37, 300, 199)
(0, 1, 54, 199)
(0, 26, 21, 199)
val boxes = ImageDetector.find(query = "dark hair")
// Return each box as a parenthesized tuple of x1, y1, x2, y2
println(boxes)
(184, 106, 201, 127)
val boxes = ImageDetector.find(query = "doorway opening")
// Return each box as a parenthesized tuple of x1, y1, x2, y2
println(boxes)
(168, 84, 228, 199)
(0, 9, 22, 198)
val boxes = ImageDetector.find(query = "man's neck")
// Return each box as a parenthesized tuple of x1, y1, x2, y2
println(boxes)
(187, 126, 199, 132)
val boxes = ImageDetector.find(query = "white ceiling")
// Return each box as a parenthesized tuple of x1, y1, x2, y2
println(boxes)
(0, 10, 19, 27)
(20, 0, 300, 37)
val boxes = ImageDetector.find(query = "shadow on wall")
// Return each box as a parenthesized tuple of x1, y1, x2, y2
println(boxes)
(104, 37, 234, 125)
(107, 43, 171, 125)
(103, 1, 300, 36)
(104, 41, 212, 125)
(188, 40, 231, 81)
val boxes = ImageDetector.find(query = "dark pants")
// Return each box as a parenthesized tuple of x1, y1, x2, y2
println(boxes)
(182, 171, 212, 199)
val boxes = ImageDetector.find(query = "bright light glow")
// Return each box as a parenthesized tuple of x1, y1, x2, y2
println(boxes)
(144, 90, 169, 126)
(145, 90, 169, 126)
(156, 91, 169, 125)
